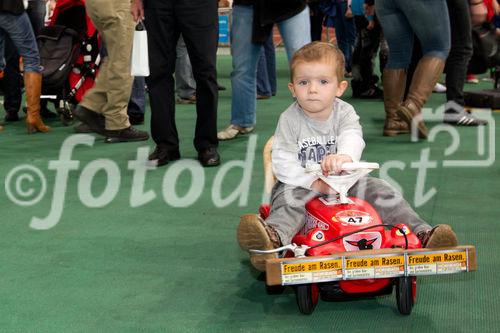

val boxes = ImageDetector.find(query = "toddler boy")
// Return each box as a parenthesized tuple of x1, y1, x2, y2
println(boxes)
(237, 42, 458, 272)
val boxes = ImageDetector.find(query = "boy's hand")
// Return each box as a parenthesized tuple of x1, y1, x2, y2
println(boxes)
(311, 179, 336, 195)
(320, 154, 353, 176)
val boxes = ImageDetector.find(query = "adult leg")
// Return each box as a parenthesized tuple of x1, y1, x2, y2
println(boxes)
(2, 37, 22, 121)
(277, 5, 311, 61)
(263, 34, 277, 95)
(127, 76, 145, 125)
(351, 16, 364, 94)
(84, 0, 134, 131)
(144, 0, 179, 150)
(333, 1, 356, 73)
(226, 5, 261, 129)
(177, 0, 219, 153)
(376, 0, 414, 136)
(396, 0, 451, 139)
(256, 46, 271, 97)
(444, 0, 486, 125)
(1, 12, 48, 133)
(175, 35, 196, 101)
(26, 0, 46, 35)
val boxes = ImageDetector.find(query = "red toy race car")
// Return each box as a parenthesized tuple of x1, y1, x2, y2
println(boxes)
(253, 162, 422, 315)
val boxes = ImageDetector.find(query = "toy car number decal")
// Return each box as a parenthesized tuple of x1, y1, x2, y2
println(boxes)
(336, 210, 372, 225)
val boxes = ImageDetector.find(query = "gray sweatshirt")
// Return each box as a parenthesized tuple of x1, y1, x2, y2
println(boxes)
(272, 99, 365, 189)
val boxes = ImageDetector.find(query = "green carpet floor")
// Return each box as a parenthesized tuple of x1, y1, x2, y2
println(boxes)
(0, 53, 499, 332)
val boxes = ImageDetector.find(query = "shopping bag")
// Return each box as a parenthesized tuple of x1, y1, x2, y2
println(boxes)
(131, 21, 150, 76)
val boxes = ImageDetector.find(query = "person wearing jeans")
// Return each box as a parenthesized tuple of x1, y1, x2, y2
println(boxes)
(0, 1, 49, 133)
(334, 0, 356, 74)
(218, 1, 311, 140)
(175, 35, 197, 104)
(2, 0, 51, 123)
(256, 33, 277, 98)
(374, 0, 451, 139)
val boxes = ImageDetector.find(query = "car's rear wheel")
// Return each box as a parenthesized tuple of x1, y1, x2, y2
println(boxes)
(296, 284, 319, 315)
(396, 276, 414, 315)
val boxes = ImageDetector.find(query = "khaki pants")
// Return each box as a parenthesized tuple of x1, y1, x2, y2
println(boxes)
(81, 0, 134, 130)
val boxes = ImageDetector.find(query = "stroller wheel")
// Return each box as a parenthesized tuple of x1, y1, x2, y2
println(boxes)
(58, 103, 74, 126)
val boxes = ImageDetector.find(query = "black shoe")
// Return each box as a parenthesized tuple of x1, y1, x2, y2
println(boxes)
(4, 111, 19, 122)
(73, 105, 106, 136)
(443, 111, 487, 126)
(128, 113, 144, 125)
(104, 126, 149, 143)
(148, 144, 181, 166)
(217, 84, 226, 91)
(73, 122, 93, 133)
(198, 147, 220, 167)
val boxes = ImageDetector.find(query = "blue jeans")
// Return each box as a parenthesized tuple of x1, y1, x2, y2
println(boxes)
(256, 33, 276, 97)
(175, 35, 196, 99)
(333, 1, 356, 72)
(376, 0, 451, 68)
(128, 76, 146, 115)
(0, 12, 41, 73)
(230, 5, 310, 127)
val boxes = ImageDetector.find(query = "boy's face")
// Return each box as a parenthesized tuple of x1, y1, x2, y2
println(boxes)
(288, 61, 348, 120)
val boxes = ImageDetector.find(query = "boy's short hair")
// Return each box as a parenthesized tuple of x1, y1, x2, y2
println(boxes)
(290, 42, 345, 82)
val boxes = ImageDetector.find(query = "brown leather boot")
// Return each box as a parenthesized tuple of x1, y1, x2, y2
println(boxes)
(25, 72, 50, 134)
(382, 69, 409, 136)
(397, 57, 445, 139)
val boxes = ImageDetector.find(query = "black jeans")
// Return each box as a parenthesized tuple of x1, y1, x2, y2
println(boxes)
(351, 15, 381, 94)
(445, 0, 473, 110)
(144, 0, 219, 151)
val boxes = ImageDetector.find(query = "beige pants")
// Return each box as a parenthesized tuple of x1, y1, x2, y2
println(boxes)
(81, 0, 134, 130)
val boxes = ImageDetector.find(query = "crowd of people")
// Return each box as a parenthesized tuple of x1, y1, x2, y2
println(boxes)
(0, 0, 494, 166)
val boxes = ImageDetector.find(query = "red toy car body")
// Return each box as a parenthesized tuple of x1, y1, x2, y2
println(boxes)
(259, 193, 422, 315)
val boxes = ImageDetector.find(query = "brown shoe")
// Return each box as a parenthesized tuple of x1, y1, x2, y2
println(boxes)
(24, 72, 50, 134)
(417, 224, 458, 248)
(384, 118, 409, 136)
(237, 214, 281, 272)
(176, 95, 196, 104)
(396, 57, 446, 139)
(382, 69, 409, 136)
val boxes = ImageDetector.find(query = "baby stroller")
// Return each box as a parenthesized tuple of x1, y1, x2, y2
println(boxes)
(37, 0, 101, 125)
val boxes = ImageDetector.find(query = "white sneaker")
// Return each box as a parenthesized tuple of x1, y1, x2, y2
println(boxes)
(433, 82, 447, 93)
(217, 124, 254, 140)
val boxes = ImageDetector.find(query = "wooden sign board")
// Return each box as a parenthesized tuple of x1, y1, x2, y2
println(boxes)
(265, 246, 476, 286)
